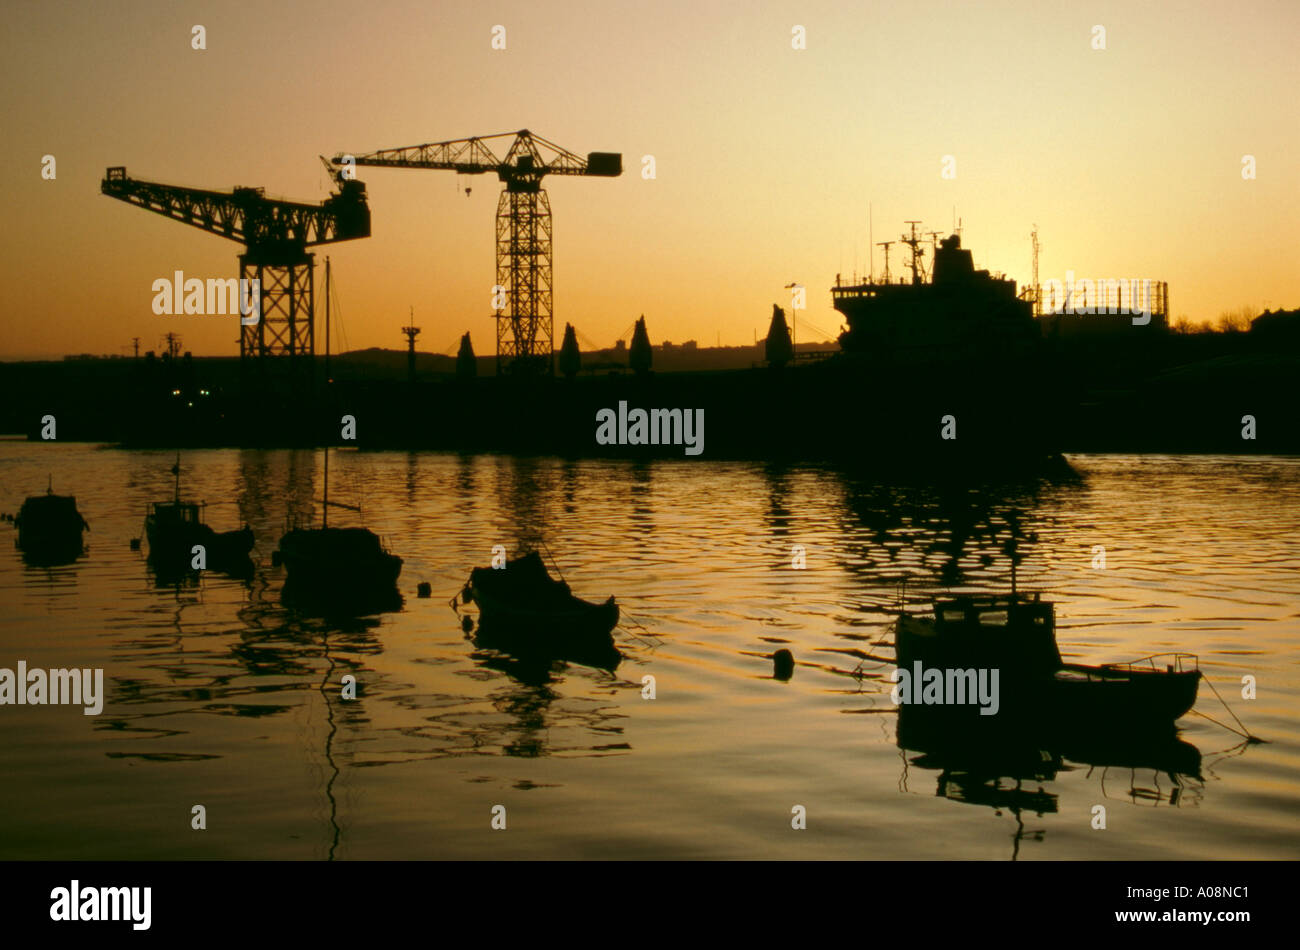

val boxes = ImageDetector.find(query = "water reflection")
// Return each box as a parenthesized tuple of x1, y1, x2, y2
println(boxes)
(19, 542, 85, 569)
(3, 445, 1292, 860)
(837, 475, 1060, 599)
(897, 704, 1208, 859)
(763, 461, 794, 542)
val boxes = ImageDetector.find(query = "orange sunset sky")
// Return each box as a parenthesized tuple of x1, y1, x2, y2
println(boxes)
(2, 0, 1297, 359)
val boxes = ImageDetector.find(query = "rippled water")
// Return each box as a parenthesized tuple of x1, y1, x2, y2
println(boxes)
(1, 444, 1297, 860)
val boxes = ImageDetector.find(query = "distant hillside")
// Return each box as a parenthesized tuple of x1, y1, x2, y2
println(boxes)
(327, 341, 812, 378)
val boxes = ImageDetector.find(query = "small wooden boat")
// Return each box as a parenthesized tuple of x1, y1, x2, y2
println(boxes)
(278, 525, 402, 608)
(274, 448, 401, 614)
(143, 458, 253, 579)
(894, 592, 1200, 729)
(462, 551, 620, 668)
(15, 480, 88, 565)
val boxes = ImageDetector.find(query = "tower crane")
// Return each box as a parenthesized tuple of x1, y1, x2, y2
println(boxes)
(100, 165, 371, 375)
(333, 130, 620, 375)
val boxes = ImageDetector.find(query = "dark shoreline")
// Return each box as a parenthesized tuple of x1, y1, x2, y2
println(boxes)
(3, 333, 1297, 461)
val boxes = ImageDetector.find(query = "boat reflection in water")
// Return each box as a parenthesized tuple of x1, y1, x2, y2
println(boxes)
(897, 702, 1205, 859)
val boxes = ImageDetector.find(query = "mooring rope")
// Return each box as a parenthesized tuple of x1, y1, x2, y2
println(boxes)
(1201, 674, 1265, 743)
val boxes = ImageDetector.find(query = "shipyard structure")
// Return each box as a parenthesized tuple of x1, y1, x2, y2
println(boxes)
(17, 204, 1292, 461)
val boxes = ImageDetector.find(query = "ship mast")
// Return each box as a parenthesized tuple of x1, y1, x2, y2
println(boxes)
(325, 256, 331, 384)
(1030, 225, 1041, 318)
(323, 258, 330, 529)
(903, 221, 925, 285)
(926, 230, 943, 280)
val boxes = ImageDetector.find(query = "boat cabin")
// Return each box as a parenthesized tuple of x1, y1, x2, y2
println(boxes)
(149, 500, 202, 526)
(911, 593, 1063, 674)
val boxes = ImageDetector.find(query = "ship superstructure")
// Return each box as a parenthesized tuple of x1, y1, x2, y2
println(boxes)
(831, 223, 1037, 362)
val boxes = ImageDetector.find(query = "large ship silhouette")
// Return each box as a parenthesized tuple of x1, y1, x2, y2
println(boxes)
(831, 223, 1038, 363)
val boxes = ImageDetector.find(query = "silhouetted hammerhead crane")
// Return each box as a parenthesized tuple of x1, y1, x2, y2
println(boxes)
(332, 130, 621, 375)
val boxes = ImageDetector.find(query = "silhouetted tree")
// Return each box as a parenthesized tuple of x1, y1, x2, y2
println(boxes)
(629, 315, 652, 376)
(456, 332, 477, 379)
(1215, 305, 1255, 333)
(559, 323, 581, 379)
(765, 304, 793, 368)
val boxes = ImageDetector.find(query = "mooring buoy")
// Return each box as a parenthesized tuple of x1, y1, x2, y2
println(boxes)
(773, 648, 794, 680)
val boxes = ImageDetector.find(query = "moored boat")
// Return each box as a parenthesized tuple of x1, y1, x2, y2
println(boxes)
(143, 458, 253, 579)
(893, 592, 1200, 729)
(277, 525, 402, 612)
(461, 551, 620, 669)
(274, 447, 402, 614)
(15, 481, 88, 565)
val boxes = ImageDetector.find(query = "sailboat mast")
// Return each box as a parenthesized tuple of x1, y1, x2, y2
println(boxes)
(324, 256, 331, 385)
(323, 256, 330, 529)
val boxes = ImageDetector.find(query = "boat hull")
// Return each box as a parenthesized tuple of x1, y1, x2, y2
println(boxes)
(16, 494, 87, 565)
(277, 527, 402, 614)
(894, 613, 1200, 730)
(145, 520, 253, 578)
(467, 553, 620, 669)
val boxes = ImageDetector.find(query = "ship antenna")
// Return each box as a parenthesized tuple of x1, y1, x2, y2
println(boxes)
(877, 240, 894, 283)
(869, 202, 874, 282)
